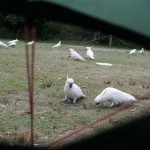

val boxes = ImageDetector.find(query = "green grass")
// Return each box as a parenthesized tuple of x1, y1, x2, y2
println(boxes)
(0, 40, 150, 148)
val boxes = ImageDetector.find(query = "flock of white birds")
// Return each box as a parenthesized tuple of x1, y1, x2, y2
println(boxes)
(0, 39, 145, 107)
(51, 41, 141, 107)
(0, 39, 36, 48)
(63, 75, 137, 107)
(129, 48, 144, 54)
(63, 76, 137, 107)
(52, 41, 95, 61)
(0, 39, 19, 47)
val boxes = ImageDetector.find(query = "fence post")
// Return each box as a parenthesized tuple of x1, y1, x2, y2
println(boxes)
(109, 35, 112, 46)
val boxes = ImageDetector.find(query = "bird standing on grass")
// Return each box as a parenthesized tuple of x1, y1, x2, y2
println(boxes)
(86, 47, 95, 59)
(25, 40, 35, 46)
(62, 75, 86, 103)
(52, 41, 61, 48)
(139, 48, 144, 54)
(69, 48, 85, 61)
(129, 49, 136, 54)
(94, 87, 136, 107)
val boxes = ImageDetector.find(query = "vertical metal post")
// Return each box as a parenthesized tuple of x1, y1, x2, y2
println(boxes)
(24, 26, 36, 147)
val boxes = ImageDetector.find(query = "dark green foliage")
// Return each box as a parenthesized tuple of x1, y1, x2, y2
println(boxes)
(3, 14, 25, 26)
(0, 13, 25, 39)
(37, 21, 92, 41)
(0, 13, 142, 48)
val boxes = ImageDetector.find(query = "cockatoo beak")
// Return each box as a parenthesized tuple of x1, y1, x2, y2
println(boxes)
(69, 83, 73, 88)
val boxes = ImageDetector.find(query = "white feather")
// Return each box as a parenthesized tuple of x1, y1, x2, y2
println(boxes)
(52, 41, 61, 48)
(63, 76, 85, 103)
(86, 47, 95, 59)
(94, 87, 136, 107)
(69, 48, 85, 61)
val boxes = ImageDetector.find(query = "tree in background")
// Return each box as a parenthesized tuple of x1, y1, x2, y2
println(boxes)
(0, 13, 25, 38)
(0, 13, 92, 41)
(0, 13, 141, 48)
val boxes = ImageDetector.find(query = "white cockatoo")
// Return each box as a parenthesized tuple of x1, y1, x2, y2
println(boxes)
(8, 39, 19, 44)
(0, 41, 8, 48)
(62, 75, 86, 103)
(86, 47, 95, 59)
(8, 41, 16, 47)
(129, 49, 136, 54)
(25, 40, 35, 46)
(139, 48, 144, 54)
(94, 87, 136, 107)
(69, 48, 85, 61)
(52, 41, 61, 48)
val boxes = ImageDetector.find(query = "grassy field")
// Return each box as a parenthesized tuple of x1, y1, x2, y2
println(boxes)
(0, 40, 150, 148)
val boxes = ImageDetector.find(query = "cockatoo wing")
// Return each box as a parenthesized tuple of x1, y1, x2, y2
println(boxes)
(110, 89, 136, 104)
(0, 42, 8, 47)
(52, 41, 61, 48)
(8, 42, 16, 47)
(52, 43, 58, 48)
(71, 51, 85, 61)
(72, 84, 85, 98)
(130, 49, 136, 54)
